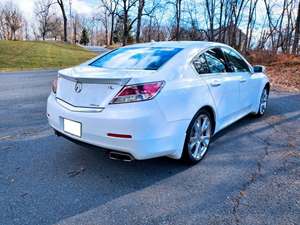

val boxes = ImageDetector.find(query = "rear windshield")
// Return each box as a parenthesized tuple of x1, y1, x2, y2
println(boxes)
(89, 47, 182, 70)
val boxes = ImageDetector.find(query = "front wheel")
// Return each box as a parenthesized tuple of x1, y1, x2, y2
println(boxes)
(255, 87, 269, 117)
(182, 110, 212, 164)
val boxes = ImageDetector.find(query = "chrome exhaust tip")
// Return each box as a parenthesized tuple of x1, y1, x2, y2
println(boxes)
(108, 151, 135, 162)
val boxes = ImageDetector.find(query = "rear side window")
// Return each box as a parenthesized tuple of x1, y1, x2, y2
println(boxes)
(222, 48, 250, 72)
(193, 48, 227, 75)
(204, 49, 226, 73)
(89, 47, 182, 70)
(193, 54, 210, 74)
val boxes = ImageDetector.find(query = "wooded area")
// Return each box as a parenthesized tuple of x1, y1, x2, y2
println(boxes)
(0, 0, 300, 54)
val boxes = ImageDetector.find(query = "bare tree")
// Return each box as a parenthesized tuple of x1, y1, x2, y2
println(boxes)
(0, 5, 5, 39)
(1, 1, 23, 40)
(101, 0, 119, 45)
(72, 13, 79, 44)
(185, 0, 201, 40)
(292, 0, 300, 54)
(217, 0, 225, 42)
(49, 15, 63, 40)
(35, 0, 55, 40)
(136, 0, 160, 42)
(283, 0, 295, 53)
(136, 0, 145, 43)
(204, 0, 216, 41)
(244, 0, 258, 51)
(164, 0, 182, 41)
(96, 7, 110, 45)
(230, 0, 247, 49)
(275, 0, 289, 51)
(174, 0, 182, 41)
(56, 0, 67, 42)
(117, 0, 138, 45)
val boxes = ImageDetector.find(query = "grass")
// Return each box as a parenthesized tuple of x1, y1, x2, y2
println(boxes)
(0, 40, 97, 71)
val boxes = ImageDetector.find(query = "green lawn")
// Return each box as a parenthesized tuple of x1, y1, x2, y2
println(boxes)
(0, 41, 97, 71)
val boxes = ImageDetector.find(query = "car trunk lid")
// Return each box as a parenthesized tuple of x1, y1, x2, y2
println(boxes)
(56, 66, 154, 109)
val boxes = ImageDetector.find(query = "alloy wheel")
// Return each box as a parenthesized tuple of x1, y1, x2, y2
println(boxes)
(188, 114, 212, 161)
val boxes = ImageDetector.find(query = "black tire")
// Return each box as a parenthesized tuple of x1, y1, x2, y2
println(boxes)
(181, 109, 213, 164)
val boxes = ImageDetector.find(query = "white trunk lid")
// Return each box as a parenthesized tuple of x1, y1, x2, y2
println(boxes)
(56, 76, 128, 109)
(56, 66, 154, 109)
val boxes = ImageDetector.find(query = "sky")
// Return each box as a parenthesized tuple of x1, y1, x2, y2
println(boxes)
(1, 0, 96, 22)
(1, 0, 295, 42)
(1, 0, 291, 25)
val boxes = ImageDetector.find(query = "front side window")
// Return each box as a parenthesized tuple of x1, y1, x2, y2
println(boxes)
(222, 48, 250, 72)
(89, 47, 182, 70)
(204, 49, 227, 73)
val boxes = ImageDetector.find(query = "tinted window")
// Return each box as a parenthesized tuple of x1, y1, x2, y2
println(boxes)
(204, 49, 226, 73)
(193, 54, 209, 74)
(222, 48, 250, 72)
(89, 47, 182, 70)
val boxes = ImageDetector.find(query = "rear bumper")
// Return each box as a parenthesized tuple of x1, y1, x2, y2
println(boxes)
(47, 93, 188, 160)
(54, 129, 136, 159)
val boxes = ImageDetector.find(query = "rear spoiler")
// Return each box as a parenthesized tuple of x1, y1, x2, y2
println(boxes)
(58, 73, 130, 86)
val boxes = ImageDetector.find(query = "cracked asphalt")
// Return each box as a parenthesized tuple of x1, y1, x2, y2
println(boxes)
(0, 70, 299, 225)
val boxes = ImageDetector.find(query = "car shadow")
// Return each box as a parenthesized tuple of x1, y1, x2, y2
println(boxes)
(1, 133, 190, 225)
(212, 92, 300, 142)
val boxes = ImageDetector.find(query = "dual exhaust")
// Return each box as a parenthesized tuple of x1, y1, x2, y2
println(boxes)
(54, 129, 135, 162)
(108, 151, 135, 162)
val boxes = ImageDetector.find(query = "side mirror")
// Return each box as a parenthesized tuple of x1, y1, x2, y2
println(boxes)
(253, 65, 266, 73)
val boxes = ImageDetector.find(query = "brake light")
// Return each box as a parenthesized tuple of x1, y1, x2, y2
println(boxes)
(52, 77, 58, 94)
(110, 81, 165, 104)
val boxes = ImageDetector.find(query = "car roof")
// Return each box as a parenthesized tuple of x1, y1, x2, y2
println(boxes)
(122, 41, 228, 50)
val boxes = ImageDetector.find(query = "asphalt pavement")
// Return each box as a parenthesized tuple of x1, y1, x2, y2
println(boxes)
(0, 70, 299, 225)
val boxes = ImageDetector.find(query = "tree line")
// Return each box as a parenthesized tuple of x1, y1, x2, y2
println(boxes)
(0, 0, 300, 54)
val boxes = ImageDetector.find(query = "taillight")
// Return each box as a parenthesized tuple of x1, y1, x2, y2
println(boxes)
(110, 81, 165, 104)
(52, 77, 58, 94)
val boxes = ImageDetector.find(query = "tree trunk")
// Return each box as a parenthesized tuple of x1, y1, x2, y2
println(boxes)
(175, 0, 182, 41)
(148, 16, 152, 42)
(110, 15, 114, 45)
(123, 9, 128, 46)
(218, 0, 224, 42)
(292, 1, 300, 54)
(73, 16, 77, 44)
(62, 13, 67, 42)
(136, 0, 144, 43)
(105, 20, 108, 45)
(57, 0, 68, 42)
(276, 0, 287, 52)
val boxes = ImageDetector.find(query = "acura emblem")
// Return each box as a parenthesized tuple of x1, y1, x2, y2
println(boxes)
(74, 82, 82, 93)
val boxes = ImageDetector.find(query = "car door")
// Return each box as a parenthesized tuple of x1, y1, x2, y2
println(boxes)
(222, 47, 254, 114)
(193, 48, 241, 125)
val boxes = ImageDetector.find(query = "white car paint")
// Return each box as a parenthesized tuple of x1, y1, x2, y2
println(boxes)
(47, 41, 269, 161)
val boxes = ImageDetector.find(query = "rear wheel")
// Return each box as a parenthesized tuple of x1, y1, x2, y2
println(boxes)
(182, 110, 212, 164)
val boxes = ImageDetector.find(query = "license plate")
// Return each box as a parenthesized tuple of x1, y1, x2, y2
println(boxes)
(63, 118, 81, 137)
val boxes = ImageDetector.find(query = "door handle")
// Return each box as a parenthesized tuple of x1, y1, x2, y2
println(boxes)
(240, 78, 247, 83)
(211, 80, 221, 87)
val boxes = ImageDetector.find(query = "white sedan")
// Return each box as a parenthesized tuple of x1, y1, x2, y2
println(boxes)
(47, 41, 269, 164)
